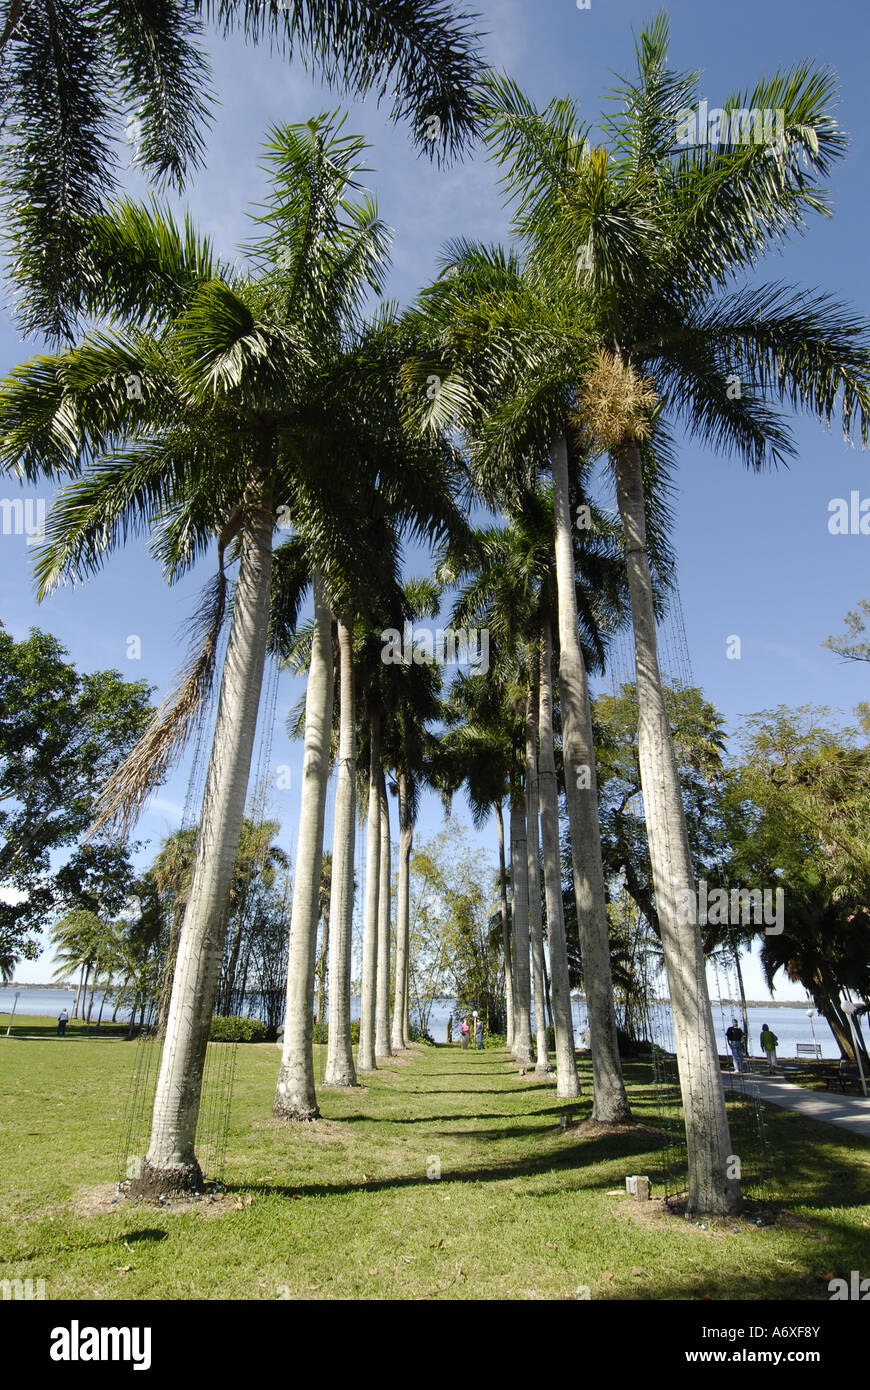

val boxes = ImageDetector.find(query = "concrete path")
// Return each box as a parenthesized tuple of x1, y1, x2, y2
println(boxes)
(722, 1070, 870, 1138)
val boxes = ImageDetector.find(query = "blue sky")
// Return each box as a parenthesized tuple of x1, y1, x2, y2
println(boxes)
(2, 0, 868, 1000)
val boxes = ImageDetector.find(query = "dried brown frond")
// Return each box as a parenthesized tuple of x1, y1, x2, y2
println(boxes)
(571, 349, 658, 453)
(87, 572, 228, 840)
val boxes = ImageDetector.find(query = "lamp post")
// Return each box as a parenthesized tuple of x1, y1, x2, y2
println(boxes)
(842, 1000, 868, 1098)
(5, 990, 20, 1036)
(806, 1007, 820, 1058)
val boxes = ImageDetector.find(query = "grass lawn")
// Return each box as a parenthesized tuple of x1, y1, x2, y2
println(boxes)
(2, 1017, 869, 1300)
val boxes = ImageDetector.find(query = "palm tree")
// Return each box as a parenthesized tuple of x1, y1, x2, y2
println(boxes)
(314, 853, 333, 1028)
(1, 0, 485, 340)
(377, 580, 447, 1053)
(435, 679, 515, 1050)
(0, 115, 395, 1192)
(443, 493, 628, 1093)
(481, 20, 870, 1210)
(406, 245, 633, 1119)
(375, 767, 392, 1058)
(272, 357, 469, 1110)
(51, 908, 103, 1017)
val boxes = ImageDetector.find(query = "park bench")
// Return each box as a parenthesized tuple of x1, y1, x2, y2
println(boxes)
(796, 1042, 822, 1059)
(823, 1060, 866, 1093)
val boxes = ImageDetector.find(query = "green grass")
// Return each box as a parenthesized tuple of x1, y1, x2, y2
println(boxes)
(1, 1017, 868, 1300)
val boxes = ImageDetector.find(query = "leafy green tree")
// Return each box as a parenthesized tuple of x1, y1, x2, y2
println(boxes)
(593, 681, 730, 940)
(726, 705, 870, 1059)
(0, 623, 152, 971)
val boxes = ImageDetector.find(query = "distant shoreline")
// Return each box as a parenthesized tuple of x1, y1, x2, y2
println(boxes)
(2, 982, 76, 990)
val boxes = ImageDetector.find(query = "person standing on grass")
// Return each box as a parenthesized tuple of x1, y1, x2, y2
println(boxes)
(474, 1014, 484, 1050)
(57, 1008, 69, 1037)
(460, 1016, 470, 1050)
(760, 1024, 779, 1073)
(726, 1018, 745, 1073)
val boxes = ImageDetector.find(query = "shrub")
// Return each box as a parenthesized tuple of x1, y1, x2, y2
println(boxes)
(310, 1019, 361, 1045)
(210, 1015, 267, 1043)
(408, 1021, 435, 1045)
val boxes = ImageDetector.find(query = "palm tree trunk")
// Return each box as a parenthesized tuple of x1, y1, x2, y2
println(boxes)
(73, 963, 86, 1019)
(274, 568, 334, 1118)
(615, 440, 737, 1215)
(132, 503, 273, 1197)
(509, 781, 534, 1066)
(494, 800, 514, 1049)
(539, 613, 581, 1098)
(525, 687, 550, 1076)
(358, 711, 381, 1073)
(392, 768, 412, 1051)
(551, 433, 632, 1123)
(96, 978, 107, 1030)
(86, 963, 98, 1023)
(375, 771, 392, 1057)
(316, 905, 329, 1027)
(323, 613, 358, 1087)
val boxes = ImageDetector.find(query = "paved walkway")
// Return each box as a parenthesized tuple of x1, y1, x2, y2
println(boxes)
(722, 1070, 870, 1138)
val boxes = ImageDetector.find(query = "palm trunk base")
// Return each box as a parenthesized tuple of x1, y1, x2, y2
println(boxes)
(591, 1091, 634, 1125)
(129, 1157, 203, 1201)
(534, 1060, 553, 1076)
(687, 1182, 742, 1218)
(323, 1062, 358, 1087)
(556, 1074, 581, 1100)
(273, 1067, 320, 1121)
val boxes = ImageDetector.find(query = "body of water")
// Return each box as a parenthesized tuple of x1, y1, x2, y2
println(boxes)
(1, 986, 845, 1059)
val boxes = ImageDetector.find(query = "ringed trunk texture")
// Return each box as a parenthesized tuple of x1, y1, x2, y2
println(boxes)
(539, 614, 581, 1098)
(132, 504, 272, 1197)
(525, 688, 551, 1076)
(615, 441, 738, 1215)
(495, 800, 514, 1049)
(551, 434, 632, 1124)
(391, 768, 412, 1052)
(323, 614, 358, 1087)
(509, 788, 534, 1067)
(156, 911, 182, 1039)
(357, 712, 381, 1073)
(274, 569, 334, 1119)
(375, 772, 392, 1057)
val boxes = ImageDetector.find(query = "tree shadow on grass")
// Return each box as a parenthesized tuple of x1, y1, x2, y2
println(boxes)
(238, 1129, 680, 1199)
(408, 1086, 554, 1097)
(1, 1227, 168, 1264)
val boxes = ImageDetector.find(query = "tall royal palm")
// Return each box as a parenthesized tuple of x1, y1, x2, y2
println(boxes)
(272, 364, 468, 1108)
(405, 243, 635, 1121)
(483, 17, 870, 1211)
(0, 116, 397, 1193)
(444, 490, 629, 1094)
